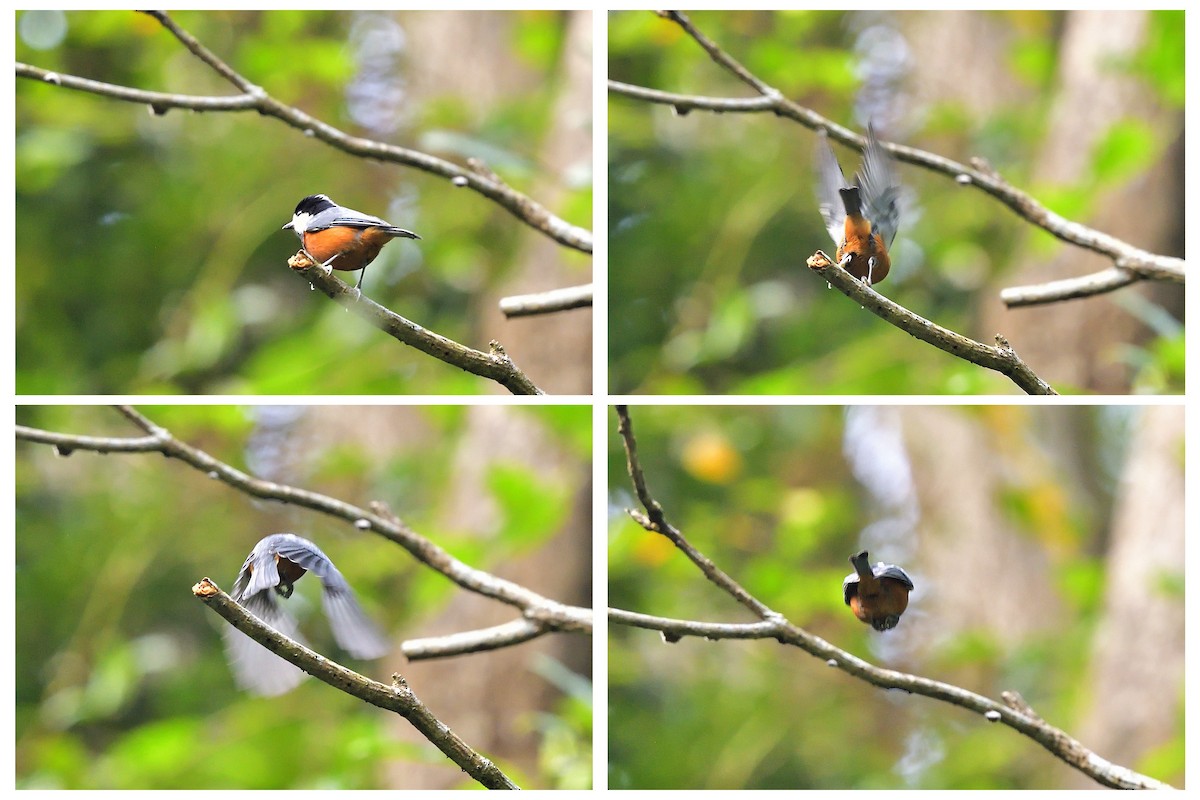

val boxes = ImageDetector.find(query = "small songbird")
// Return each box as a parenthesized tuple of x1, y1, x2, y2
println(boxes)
(815, 124, 901, 286)
(223, 533, 391, 696)
(842, 550, 914, 631)
(283, 194, 420, 290)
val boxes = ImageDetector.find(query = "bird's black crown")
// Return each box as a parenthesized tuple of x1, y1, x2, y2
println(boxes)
(293, 194, 335, 215)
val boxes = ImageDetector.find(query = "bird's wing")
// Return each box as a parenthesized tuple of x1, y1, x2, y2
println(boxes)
(814, 129, 849, 245)
(842, 572, 860, 605)
(322, 588, 391, 659)
(875, 563, 914, 590)
(857, 123, 901, 247)
(269, 536, 390, 659)
(222, 589, 308, 696)
(232, 544, 281, 602)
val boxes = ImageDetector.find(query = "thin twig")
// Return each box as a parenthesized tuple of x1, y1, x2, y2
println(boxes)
(290, 254, 543, 395)
(655, 11, 778, 97)
(999, 267, 1144, 307)
(499, 283, 593, 318)
(16, 408, 592, 653)
(193, 578, 518, 789)
(609, 407, 1168, 789)
(17, 12, 591, 254)
(402, 618, 548, 660)
(615, 406, 779, 620)
(807, 251, 1056, 395)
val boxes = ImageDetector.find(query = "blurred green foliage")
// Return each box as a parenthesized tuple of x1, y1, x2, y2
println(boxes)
(608, 10, 1183, 394)
(16, 10, 591, 394)
(607, 405, 1183, 788)
(16, 404, 591, 788)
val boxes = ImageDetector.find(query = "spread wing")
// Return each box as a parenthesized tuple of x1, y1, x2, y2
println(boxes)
(814, 129, 849, 245)
(222, 589, 308, 696)
(269, 536, 391, 660)
(856, 123, 901, 247)
(232, 546, 281, 602)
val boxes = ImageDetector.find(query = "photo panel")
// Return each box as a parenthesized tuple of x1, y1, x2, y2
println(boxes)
(16, 404, 593, 789)
(608, 10, 1183, 395)
(607, 404, 1182, 789)
(16, 10, 593, 396)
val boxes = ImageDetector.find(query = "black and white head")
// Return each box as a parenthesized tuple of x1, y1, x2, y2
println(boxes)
(282, 194, 337, 234)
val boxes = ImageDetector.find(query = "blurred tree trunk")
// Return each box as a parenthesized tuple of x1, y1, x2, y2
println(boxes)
(391, 405, 592, 789)
(404, 10, 591, 395)
(903, 407, 1064, 645)
(900, 405, 1183, 786)
(904, 11, 1032, 118)
(477, 10, 593, 395)
(1062, 406, 1184, 787)
(906, 11, 1182, 392)
(273, 405, 589, 789)
(982, 11, 1183, 391)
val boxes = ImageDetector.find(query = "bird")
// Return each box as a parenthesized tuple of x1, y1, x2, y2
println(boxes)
(815, 124, 901, 286)
(282, 194, 420, 290)
(223, 533, 391, 696)
(842, 550, 914, 631)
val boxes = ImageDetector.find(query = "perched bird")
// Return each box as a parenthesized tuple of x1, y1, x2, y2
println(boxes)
(815, 124, 902, 286)
(842, 550, 914, 631)
(283, 193, 420, 290)
(223, 533, 390, 696)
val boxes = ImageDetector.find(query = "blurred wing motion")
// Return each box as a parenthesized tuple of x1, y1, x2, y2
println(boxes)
(221, 590, 307, 696)
(856, 123, 901, 248)
(265, 536, 391, 660)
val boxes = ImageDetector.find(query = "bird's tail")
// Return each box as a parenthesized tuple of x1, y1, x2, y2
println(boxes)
(838, 187, 863, 219)
(849, 550, 874, 580)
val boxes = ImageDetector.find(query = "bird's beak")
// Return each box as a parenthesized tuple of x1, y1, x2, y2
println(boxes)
(282, 220, 294, 230)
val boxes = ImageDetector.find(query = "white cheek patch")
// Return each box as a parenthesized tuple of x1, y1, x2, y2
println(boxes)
(290, 211, 314, 234)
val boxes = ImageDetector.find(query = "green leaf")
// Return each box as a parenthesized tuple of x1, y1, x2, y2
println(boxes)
(487, 463, 571, 549)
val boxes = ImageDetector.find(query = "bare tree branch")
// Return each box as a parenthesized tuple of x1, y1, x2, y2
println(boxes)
(615, 406, 780, 620)
(289, 254, 543, 395)
(608, 607, 780, 642)
(499, 283, 593, 318)
(653, 10, 778, 97)
(609, 12, 1183, 301)
(807, 250, 1056, 395)
(998, 267, 1145, 308)
(609, 407, 1169, 790)
(193, 578, 518, 789)
(17, 11, 591, 254)
(16, 407, 592, 655)
(402, 618, 548, 660)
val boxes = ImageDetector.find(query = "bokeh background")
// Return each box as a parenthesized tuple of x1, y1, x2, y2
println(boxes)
(608, 405, 1183, 788)
(609, 10, 1183, 394)
(16, 405, 592, 789)
(16, 10, 592, 395)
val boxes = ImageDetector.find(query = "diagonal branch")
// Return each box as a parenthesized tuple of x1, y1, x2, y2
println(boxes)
(193, 578, 518, 789)
(289, 255, 542, 394)
(17, 12, 591, 254)
(654, 11, 777, 97)
(807, 250, 1056, 395)
(609, 407, 1168, 790)
(615, 406, 779, 620)
(609, 12, 1183, 302)
(16, 407, 592, 655)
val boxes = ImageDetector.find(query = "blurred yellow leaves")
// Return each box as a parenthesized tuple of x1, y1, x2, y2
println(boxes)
(681, 430, 742, 484)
